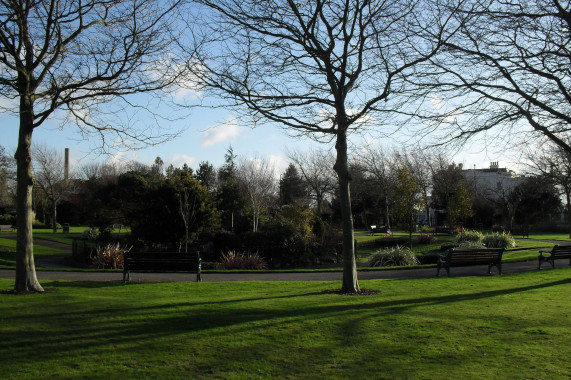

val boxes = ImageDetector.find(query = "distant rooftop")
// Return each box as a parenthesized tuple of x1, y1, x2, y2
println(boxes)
(464, 161, 510, 173)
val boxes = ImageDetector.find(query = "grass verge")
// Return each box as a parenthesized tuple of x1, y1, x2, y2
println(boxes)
(1, 270, 570, 379)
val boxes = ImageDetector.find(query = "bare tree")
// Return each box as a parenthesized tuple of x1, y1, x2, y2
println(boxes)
(32, 145, 73, 233)
(395, 149, 435, 227)
(394, 168, 424, 249)
(192, 0, 460, 292)
(287, 149, 337, 217)
(0, 0, 186, 292)
(358, 146, 398, 229)
(416, 0, 571, 154)
(79, 160, 124, 183)
(0, 146, 16, 212)
(236, 157, 277, 232)
(526, 140, 571, 237)
(429, 154, 465, 225)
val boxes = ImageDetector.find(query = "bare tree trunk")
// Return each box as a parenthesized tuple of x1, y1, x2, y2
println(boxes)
(385, 195, 391, 229)
(52, 200, 57, 233)
(334, 130, 359, 293)
(316, 192, 323, 217)
(566, 193, 571, 239)
(14, 97, 43, 292)
(409, 215, 413, 251)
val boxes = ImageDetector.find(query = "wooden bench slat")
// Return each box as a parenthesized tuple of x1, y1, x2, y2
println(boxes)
(437, 248, 504, 276)
(123, 251, 201, 283)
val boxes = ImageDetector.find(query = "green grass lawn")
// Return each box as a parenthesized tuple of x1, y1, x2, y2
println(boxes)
(0, 228, 563, 271)
(523, 232, 571, 241)
(0, 270, 569, 379)
(354, 230, 555, 265)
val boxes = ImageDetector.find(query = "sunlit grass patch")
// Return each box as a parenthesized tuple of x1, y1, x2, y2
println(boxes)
(0, 269, 569, 379)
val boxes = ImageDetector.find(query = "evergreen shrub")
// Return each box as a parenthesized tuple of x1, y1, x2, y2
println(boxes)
(368, 245, 420, 267)
(220, 251, 268, 270)
(0, 214, 14, 225)
(482, 231, 516, 249)
(455, 229, 483, 245)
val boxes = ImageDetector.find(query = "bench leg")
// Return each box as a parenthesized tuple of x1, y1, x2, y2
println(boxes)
(436, 262, 448, 277)
(538, 255, 546, 270)
(123, 270, 130, 283)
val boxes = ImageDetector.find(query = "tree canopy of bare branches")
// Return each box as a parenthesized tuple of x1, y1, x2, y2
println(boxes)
(192, 0, 460, 292)
(416, 0, 571, 154)
(236, 157, 277, 232)
(32, 145, 73, 233)
(288, 149, 336, 217)
(526, 140, 571, 236)
(0, 0, 186, 292)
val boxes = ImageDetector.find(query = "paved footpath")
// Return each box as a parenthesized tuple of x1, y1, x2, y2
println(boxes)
(1, 259, 568, 283)
(1, 233, 569, 283)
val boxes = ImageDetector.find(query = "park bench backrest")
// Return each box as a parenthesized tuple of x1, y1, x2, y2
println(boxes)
(124, 251, 201, 271)
(447, 248, 504, 265)
(552, 245, 571, 258)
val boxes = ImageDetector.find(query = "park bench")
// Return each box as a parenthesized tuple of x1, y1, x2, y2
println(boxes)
(538, 245, 571, 269)
(0, 225, 15, 232)
(123, 251, 202, 283)
(437, 248, 504, 276)
(369, 225, 390, 235)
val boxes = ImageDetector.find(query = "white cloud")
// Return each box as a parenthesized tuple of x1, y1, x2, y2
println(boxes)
(152, 58, 203, 101)
(0, 97, 17, 111)
(430, 95, 444, 110)
(172, 61, 203, 100)
(168, 154, 197, 168)
(106, 150, 138, 166)
(267, 154, 289, 177)
(202, 116, 242, 147)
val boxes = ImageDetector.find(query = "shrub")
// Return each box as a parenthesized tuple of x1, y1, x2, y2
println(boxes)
(91, 242, 131, 269)
(0, 214, 15, 225)
(417, 234, 437, 245)
(421, 225, 432, 233)
(220, 251, 268, 270)
(455, 229, 483, 245)
(458, 240, 485, 248)
(82, 228, 99, 240)
(368, 245, 420, 267)
(483, 231, 516, 249)
(491, 224, 505, 232)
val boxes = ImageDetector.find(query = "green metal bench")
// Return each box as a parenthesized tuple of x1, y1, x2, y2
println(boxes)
(437, 248, 504, 276)
(538, 245, 571, 269)
(123, 251, 202, 283)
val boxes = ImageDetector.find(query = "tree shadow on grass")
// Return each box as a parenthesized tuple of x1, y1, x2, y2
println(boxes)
(2, 276, 568, 332)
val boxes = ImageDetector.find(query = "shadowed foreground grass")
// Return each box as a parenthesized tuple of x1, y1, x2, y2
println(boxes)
(1, 270, 570, 379)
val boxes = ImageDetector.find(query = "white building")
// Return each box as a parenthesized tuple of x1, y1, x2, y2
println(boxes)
(462, 162, 523, 200)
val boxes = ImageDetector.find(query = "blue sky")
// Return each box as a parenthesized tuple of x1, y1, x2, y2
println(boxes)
(1, 90, 521, 176)
(1, 108, 521, 177)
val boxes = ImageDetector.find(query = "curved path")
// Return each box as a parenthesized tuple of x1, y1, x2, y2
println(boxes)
(1, 233, 569, 283)
(1, 259, 567, 283)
